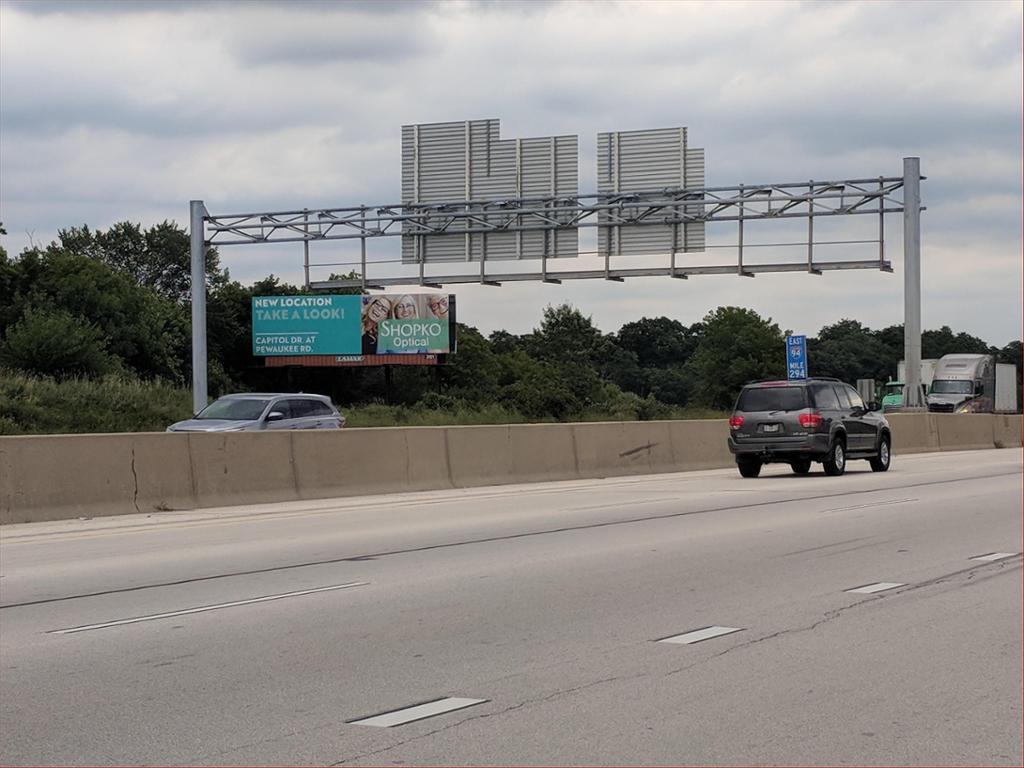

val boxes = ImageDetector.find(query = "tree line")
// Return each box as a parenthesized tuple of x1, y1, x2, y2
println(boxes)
(0, 220, 1020, 420)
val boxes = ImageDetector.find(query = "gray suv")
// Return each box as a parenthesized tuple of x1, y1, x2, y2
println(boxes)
(167, 393, 345, 432)
(727, 378, 891, 478)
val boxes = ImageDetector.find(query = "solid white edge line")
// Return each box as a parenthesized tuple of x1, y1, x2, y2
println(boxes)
(845, 582, 905, 594)
(969, 552, 1019, 562)
(350, 697, 488, 727)
(658, 626, 745, 645)
(50, 582, 368, 634)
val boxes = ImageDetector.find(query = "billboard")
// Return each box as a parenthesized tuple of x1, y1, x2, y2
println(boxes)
(252, 294, 456, 357)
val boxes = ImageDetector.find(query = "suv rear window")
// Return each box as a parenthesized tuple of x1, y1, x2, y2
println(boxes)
(736, 386, 808, 412)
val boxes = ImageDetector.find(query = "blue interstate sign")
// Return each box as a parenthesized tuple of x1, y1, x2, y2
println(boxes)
(786, 334, 808, 380)
(252, 295, 362, 355)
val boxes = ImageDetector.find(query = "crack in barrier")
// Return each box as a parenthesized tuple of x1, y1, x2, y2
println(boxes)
(2, 468, 1018, 610)
(329, 676, 625, 766)
(129, 448, 140, 514)
(619, 442, 657, 458)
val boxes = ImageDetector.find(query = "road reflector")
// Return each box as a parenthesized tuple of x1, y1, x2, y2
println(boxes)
(845, 582, 905, 594)
(657, 626, 744, 645)
(969, 552, 1019, 562)
(349, 697, 487, 727)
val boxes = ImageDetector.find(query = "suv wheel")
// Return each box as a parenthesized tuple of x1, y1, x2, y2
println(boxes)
(823, 436, 847, 476)
(869, 435, 891, 472)
(737, 457, 762, 478)
(790, 459, 812, 474)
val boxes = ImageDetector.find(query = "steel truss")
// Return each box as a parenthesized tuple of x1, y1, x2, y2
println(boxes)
(201, 176, 909, 289)
(189, 159, 926, 414)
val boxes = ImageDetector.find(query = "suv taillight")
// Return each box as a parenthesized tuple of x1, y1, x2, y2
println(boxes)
(729, 415, 744, 429)
(798, 410, 823, 429)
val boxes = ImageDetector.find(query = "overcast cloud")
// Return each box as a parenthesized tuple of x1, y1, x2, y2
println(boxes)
(1, 0, 1020, 344)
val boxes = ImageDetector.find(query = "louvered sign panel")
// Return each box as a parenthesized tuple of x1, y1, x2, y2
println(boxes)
(597, 127, 705, 257)
(402, 119, 578, 263)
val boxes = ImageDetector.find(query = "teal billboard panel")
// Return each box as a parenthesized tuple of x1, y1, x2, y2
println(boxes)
(252, 295, 362, 356)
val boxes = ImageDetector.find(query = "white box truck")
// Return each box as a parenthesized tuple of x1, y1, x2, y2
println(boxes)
(995, 363, 1018, 413)
(927, 354, 1018, 413)
(897, 359, 939, 390)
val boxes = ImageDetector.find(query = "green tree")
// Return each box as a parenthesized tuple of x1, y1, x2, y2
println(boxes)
(438, 324, 499, 405)
(527, 304, 606, 366)
(59, 221, 224, 303)
(500, 359, 580, 420)
(3, 246, 188, 382)
(921, 325, 992, 358)
(617, 317, 702, 369)
(808, 319, 893, 382)
(0, 308, 113, 378)
(691, 306, 785, 409)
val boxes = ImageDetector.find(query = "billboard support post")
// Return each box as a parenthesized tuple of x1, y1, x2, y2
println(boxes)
(190, 200, 208, 414)
(902, 157, 924, 408)
(360, 207, 367, 291)
(302, 208, 310, 289)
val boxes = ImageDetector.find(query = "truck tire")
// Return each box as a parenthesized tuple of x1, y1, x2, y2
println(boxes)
(822, 436, 847, 476)
(737, 457, 762, 478)
(790, 459, 812, 474)
(869, 435, 891, 472)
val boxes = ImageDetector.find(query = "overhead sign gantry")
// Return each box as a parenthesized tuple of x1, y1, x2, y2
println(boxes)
(189, 119, 925, 413)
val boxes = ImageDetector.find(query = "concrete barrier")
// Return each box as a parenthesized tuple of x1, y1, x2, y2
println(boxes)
(572, 420, 678, 478)
(668, 419, 734, 470)
(1, 413, 1020, 525)
(885, 413, 940, 454)
(934, 414, 998, 451)
(292, 427, 451, 499)
(446, 423, 578, 487)
(0, 433, 193, 524)
(992, 414, 1023, 449)
(188, 431, 299, 508)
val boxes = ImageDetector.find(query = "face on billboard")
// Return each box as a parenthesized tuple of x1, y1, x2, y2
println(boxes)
(426, 294, 449, 320)
(393, 295, 418, 319)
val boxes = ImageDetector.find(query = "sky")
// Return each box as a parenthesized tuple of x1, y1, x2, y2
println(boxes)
(1, 0, 1021, 345)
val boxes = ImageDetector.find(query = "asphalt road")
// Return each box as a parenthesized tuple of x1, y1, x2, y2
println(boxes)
(1, 448, 1021, 766)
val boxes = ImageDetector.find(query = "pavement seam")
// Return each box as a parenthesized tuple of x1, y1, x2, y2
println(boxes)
(3, 469, 1017, 610)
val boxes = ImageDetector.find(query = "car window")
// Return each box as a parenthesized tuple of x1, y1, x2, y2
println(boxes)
(310, 401, 334, 416)
(931, 380, 973, 394)
(296, 399, 330, 417)
(289, 399, 314, 418)
(833, 385, 851, 409)
(810, 383, 840, 410)
(845, 386, 865, 410)
(270, 400, 294, 419)
(196, 398, 271, 420)
(736, 386, 807, 412)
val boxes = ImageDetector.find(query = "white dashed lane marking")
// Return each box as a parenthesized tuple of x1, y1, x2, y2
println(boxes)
(845, 582, 905, 594)
(969, 552, 1019, 562)
(49, 582, 368, 634)
(657, 626, 745, 645)
(349, 697, 488, 727)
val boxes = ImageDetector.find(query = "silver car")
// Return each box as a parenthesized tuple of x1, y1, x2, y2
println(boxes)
(167, 393, 345, 432)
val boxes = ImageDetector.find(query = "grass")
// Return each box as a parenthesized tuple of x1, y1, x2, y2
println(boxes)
(0, 370, 728, 435)
(0, 370, 193, 435)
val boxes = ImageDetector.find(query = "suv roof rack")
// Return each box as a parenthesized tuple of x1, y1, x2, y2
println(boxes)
(747, 376, 843, 385)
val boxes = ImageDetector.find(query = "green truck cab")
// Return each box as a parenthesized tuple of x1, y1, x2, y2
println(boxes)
(881, 381, 927, 412)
